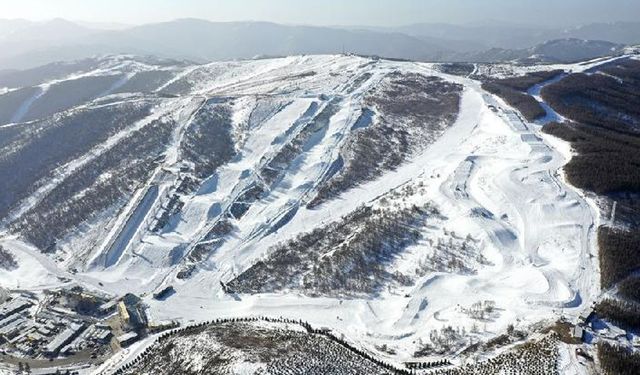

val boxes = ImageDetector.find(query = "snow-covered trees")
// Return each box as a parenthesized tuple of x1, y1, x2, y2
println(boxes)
(228, 203, 437, 296)
(117, 319, 400, 375)
(482, 70, 562, 122)
(434, 335, 559, 375)
(0, 245, 17, 270)
(597, 342, 640, 375)
(11, 113, 175, 252)
(310, 73, 461, 207)
(595, 298, 640, 331)
(179, 100, 236, 180)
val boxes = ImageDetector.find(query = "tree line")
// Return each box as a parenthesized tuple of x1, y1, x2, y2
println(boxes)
(113, 316, 419, 375)
(482, 70, 563, 122)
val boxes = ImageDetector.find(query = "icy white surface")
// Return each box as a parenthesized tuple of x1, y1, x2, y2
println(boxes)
(0, 237, 66, 289)
(0, 53, 623, 369)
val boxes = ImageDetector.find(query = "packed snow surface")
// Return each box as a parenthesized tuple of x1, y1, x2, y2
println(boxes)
(0, 54, 608, 369)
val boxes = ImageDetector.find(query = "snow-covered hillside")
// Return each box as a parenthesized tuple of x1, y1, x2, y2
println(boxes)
(1, 52, 636, 373)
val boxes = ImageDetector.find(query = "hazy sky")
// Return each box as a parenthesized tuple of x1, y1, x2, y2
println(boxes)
(2, 0, 639, 27)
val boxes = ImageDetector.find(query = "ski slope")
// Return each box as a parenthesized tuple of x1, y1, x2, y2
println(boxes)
(0, 53, 614, 370)
(148, 74, 596, 363)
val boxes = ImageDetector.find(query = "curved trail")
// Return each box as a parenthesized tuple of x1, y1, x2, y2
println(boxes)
(378, 71, 599, 347)
(454, 75, 596, 307)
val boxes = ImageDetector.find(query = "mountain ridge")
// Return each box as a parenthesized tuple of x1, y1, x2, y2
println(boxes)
(0, 18, 639, 69)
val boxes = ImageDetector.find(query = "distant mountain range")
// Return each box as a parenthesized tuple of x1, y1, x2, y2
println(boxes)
(376, 21, 640, 49)
(461, 38, 625, 64)
(0, 18, 638, 69)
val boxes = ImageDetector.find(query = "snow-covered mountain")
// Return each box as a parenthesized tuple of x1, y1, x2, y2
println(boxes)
(0, 19, 454, 69)
(0, 50, 639, 374)
(463, 38, 625, 63)
(0, 51, 636, 374)
(1, 18, 639, 69)
(383, 21, 640, 49)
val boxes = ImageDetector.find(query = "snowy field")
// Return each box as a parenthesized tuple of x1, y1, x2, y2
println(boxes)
(0, 53, 625, 372)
